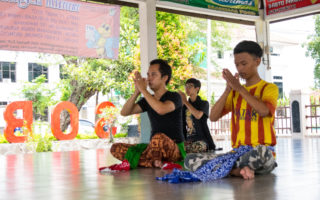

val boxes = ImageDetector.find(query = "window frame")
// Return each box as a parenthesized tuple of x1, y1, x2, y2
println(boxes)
(0, 62, 17, 83)
(28, 63, 49, 83)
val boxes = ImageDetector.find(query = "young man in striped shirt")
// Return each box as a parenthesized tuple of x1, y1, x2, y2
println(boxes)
(210, 40, 278, 179)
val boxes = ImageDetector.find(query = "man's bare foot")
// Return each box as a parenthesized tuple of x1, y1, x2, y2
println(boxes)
(229, 168, 241, 176)
(153, 160, 163, 168)
(240, 166, 255, 180)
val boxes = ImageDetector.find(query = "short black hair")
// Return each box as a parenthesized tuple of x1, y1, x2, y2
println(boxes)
(150, 59, 172, 85)
(233, 40, 263, 58)
(186, 78, 201, 93)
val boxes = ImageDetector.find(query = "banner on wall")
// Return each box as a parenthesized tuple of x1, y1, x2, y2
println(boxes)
(160, 0, 259, 16)
(0, 0, 120, 59)
(265, 0, 320, 15)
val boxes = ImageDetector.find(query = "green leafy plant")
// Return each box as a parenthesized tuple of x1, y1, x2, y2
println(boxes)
(306, 15, 320, 89)
(98, 106, 119, 125)
(198, 90, 207, 101)
(118, 115, 134, 133)
(276, 96, 290, 117)
(309, 94, 320, 116)
(75, 133, 99, 140)
(98, 106, 120, 142)
(114, 132, 128, 138)
(0, 135, 9, 144)
(25, 132, 56, 152)
(35, 134, 53, 152)
(277, 96, 290, 106)
(210, 92, 216, 105)
(20, 75, 58, 120)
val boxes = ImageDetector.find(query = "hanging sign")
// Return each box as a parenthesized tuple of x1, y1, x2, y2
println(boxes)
(265, 0, 320, 15)
(0, 0, 120, 59)
(160, 0, 259, 16)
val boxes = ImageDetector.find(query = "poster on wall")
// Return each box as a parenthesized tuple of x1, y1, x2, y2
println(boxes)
(0, 0, 120, 59)
(265, 0, 320, 15)
(160, 0, 259, 16)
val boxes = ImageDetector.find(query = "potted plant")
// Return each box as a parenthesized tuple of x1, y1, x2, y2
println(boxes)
(98, 105, 119, 142)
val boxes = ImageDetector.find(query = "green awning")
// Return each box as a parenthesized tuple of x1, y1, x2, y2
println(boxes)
(160, 0, 259, 16)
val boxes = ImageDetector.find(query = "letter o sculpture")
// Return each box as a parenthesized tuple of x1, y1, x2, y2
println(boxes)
(51, 101, 79, 140)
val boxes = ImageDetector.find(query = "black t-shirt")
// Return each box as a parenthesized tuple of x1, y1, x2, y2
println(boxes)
(137, 91, 184, 143)
(182, 96, 216, 150)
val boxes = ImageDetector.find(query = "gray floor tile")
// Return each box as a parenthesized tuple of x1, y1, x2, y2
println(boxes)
(0, 137, 319, 200)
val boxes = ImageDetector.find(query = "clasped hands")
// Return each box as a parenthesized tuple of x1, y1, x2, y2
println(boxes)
(222, 68, 242, 92)
(133, 71, 147, 94)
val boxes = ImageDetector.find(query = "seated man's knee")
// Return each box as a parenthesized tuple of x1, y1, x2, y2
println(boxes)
(150, 133, 173, 144)
(110, 143, 123, 156)
(110, 143, 118, 152)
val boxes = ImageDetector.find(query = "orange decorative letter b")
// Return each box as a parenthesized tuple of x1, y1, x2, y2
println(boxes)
(4, 101, 33, 143)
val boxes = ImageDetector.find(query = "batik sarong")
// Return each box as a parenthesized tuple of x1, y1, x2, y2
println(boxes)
(111, 133, 182, 168)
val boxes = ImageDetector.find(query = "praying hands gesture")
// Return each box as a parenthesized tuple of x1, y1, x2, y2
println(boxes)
(133, 71, 147, 94)
(210, 68, 242, 121)
(219, 68, 271, 117)
(120, 71, 146, 116)
(222, 68, 241, 92)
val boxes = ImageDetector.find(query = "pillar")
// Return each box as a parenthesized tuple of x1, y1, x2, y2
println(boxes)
(138, 0, 157, 143)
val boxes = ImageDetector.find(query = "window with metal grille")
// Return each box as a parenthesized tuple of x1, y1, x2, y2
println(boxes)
(0, 62, 16, 83)
(0, 101, 8, 106)
(274, 81, 283, 99)
(28, 63, 48, 82)
(59, 64, 68, 79)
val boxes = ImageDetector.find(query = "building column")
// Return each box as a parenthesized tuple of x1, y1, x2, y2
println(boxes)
(289, 90, 310, 136)
(255, 9, 272, 82)
(138, 0, 157, 143)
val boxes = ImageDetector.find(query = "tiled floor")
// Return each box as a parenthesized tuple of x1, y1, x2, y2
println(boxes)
(0, 137, 320, 200)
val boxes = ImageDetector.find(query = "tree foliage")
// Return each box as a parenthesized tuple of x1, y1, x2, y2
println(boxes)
(59, 55, 135, 130)
(156, 12, 193, 90)
(60, 7, 232, 101)
(57, 7, 139, 130)
(306, 15, 320, 89)
(184, 17, 232, 79)
(57, 7, 232, 129)
(132, 12, 232, 90)
(20, 75, 58, 120)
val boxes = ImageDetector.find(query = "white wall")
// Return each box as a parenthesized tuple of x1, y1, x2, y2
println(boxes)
(270, 15, 315, 97)
(210, 18, 315, 101)
(0, 51, 64, 129)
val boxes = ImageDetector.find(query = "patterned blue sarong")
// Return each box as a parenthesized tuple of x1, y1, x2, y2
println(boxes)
(156, 145, 255, 183)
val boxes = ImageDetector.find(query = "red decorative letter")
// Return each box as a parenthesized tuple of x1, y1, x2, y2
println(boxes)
(51, 101, 79, 140)
(95, 101, 116, 138)
(4, 101, 33, 143)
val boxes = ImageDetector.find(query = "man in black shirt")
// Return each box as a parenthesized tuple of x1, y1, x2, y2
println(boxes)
(109, 59, 185, 169)
(179, 78, 216, 153)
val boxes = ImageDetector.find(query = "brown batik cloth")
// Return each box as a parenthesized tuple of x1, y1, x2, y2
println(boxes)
(110, 133, 181, 168)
